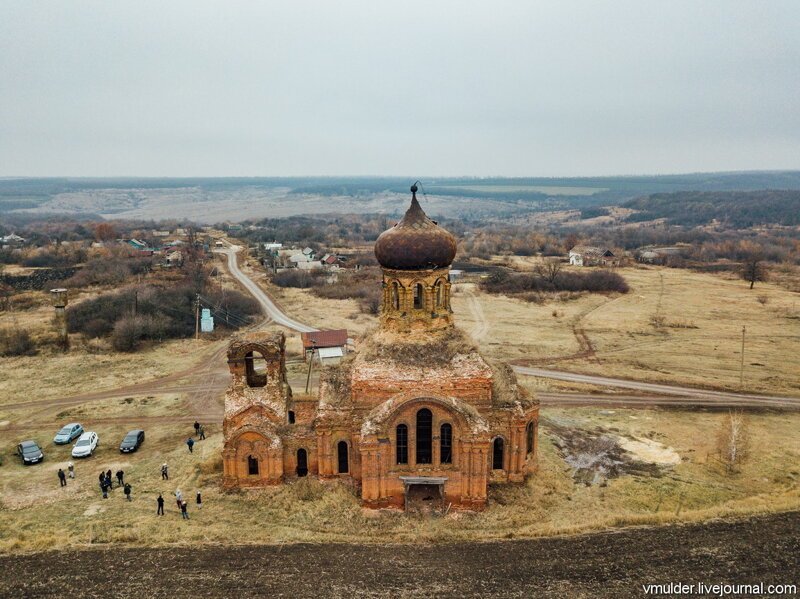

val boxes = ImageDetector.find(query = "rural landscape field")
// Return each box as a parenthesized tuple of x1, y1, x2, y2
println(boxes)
(2, 2, 800, 597)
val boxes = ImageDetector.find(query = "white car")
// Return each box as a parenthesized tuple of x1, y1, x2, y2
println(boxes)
(71, 431, 99, 458)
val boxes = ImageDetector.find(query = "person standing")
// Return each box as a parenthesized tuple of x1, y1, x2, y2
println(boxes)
(157, 494, 165, 516)
(196, 490, 202, 510)
(193, 421, 200, 436)
(116, 470, 124, 487)
(161, 463, 169, 480)
(58, 468, 67, 487)
(180, 500, 189, 520)
(124, 483, 132, 502)
(198, 426, 206, 441)
(106, 469, 113, 488)
(67, 461, 75, 479)
(175, 489, 183, 510)
(186, 437, 194, 453)
(98, 471, 105, 485)
(101, 479, 109, 499)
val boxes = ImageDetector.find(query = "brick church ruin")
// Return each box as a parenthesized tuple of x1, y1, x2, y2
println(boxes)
(222, 185, 539, 509)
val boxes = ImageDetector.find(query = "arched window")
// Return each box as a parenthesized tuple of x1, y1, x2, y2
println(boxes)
(288, 410, 296, 424)
(396, 424, 408, 465)
(526, 421, 534, 456)
(245, 350, 267, 387)
(391, 282, 400, 310)
(337, 440, 349, 474)
(247, 455, 259, 475)
(440, 423, 452, 464)
(416, 408, 432, 464)
(296, 448, 308, 477)
(413, 283, 424, 310)
(492, 438, 504, 470)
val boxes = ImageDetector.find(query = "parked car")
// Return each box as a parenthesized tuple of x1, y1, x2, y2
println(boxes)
(17, 440, 44, 465)
(71, 431, 99, 458)
(119, 430, 145, 453)
(54, 423, 84, 445)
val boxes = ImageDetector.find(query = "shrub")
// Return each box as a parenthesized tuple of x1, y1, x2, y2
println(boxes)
(481, 269, 629, 295)
(0, 327, 37, 356)
(69, 283, 260, 349)
(111, 314, 170, 352)
(272, 269, 326, 289)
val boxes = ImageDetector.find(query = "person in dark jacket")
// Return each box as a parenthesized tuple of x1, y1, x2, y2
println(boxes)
(193, 421, 200, 435)
(180, 500, 189, 520)
(58, 468, 66, 487)
(106, 469, 113, 488)
(186, 437, 194, 453)
(196, 490, 202, 510)
(161, 463, 169, 480)
(101, 479, 109, 499)
(98, 472, 105, 485)
(116, 470, 124, 487)
(123, 483, 132, 501)
(157, 494, 165, 516)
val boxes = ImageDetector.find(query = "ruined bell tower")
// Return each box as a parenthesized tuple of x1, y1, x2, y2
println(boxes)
(373, 184, 456, 334)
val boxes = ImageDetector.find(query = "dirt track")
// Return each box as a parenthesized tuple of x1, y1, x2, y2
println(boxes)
(2, 511, 798, 598)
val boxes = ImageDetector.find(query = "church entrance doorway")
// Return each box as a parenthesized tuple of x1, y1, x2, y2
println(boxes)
(400, 476, 447, 513)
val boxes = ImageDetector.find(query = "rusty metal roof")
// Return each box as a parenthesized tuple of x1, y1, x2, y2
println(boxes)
(301, 329, 349, 350)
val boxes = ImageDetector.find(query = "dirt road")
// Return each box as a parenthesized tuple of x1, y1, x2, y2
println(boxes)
(214, 245, 316, 332)
(517, 365, 800, 406)
(2, 511, 797, 598)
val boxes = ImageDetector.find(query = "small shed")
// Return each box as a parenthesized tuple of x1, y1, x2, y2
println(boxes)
(301, 329, 349, 361)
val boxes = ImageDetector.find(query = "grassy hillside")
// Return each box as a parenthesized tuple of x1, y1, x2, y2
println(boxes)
(624, 190, 800, 227)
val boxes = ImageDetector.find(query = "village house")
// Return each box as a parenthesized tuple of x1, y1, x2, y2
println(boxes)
(637, 246, 683, 264)
(568, 245, 617, 267)
(0, 233, 26, 247)
(222, 186, 539, 511)
(300, 329, 349, 363)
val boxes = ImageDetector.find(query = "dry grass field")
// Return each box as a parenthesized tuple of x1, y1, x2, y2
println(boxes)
(2, 255, 799, 555)
(2, 403, 798, 553)
(452, 264, 800, 395)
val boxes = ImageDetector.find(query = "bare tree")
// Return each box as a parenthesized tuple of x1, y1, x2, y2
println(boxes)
(535, 258, 563, 284)
(716, 410, 749, 474)
(740, 254, 768, 289)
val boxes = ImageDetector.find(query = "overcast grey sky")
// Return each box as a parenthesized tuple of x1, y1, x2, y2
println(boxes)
(1, 1, 798, 177)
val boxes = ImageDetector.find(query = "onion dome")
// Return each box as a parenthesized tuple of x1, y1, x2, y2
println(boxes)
(374, 184, 457, 271)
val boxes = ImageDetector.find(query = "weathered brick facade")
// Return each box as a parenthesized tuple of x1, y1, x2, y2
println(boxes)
(222, 187, 539, 510)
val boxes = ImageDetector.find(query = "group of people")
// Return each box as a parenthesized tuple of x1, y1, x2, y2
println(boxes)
(98, 468, 132, 500)
(161, 488, 202, 519)
(56, 461, 75, 486)
(55, 422, 208, 517)
(186, 421, 206, 453)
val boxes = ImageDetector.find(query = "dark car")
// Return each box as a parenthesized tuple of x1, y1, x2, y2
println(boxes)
(17, 440, 44, 465)
(119, 430, 145, 453)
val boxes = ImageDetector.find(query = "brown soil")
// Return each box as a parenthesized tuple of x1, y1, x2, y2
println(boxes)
(2, 511, 797, 598)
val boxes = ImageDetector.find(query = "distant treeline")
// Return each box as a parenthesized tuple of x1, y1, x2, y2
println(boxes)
(624, 190, 800, 227)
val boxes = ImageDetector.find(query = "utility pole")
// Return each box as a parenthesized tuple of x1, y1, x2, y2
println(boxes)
(195, 293, 201, 340)
(305, 340, 317, 393)
(739, 325, 746, 389)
